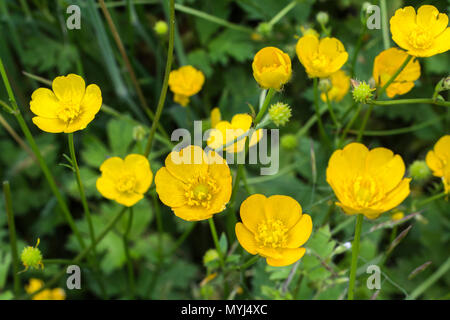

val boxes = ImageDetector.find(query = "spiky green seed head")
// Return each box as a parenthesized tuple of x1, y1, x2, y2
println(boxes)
(21, 240, 43, 270)
(269, 102, 292, 127)
(352, 80, 375, 103)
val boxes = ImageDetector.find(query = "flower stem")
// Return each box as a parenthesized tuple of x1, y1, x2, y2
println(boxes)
(144, 0, 175, 157)
(326, 92, 340, 128)
(338, 103, 362, 147)
(369, 98, 450, 108)
(356, 104, 373, 142)
(239, 256, 259, 271)
(123, 207, 135, 298)
(313, 78, 331, 147)
(268, 0, 297, 27)
(0, 57, 86, 251)
(208, 217, 229, 298)
(348, 214, 363, 300)
(380, 0, 390, 50)
(3, 181, 20, 297)
(377, 55, 413, 98)
(254, 88, 275, 125)
(407, 257, 450, 300)
(416, 191, 447, 208)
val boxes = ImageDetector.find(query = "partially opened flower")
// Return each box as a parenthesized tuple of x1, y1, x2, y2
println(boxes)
(390, 5, 450, 57)
(207, 113, 263, 153)
(30, 74, 102, 133)
(168, 65, 205, 107)
(210, 107, 221, 128)
(326, 143, 411, 219)
(320, 70, 350, 102)
(425, 135, 450, 193)
(155, 145, 232, 221)
(296, 35, 348, 78)
(373, 48, 421, 98)
(235, 194, 312, 267)
(96, 154, 153, 207)
(252, 46, 292, 90)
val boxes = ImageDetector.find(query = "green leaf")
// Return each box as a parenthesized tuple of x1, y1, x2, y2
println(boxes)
(208, 30, 254, 65)
(107, 117, 135, 157)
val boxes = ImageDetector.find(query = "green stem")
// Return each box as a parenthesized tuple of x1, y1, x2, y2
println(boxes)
(313, 78, 330, 147)
(123, 207, 135, 298)
(339, 103, 362, 147)
(407, 257, 450, 300)
(350, 17, 367, 78)
(268, 0, 297, 27)
(378, 55, 413, 98)
(26, 207, 127, 299)
(369, 98, 450, 108)
(0, 57, 86, 250)
(3, 181, 20, 297)
(416, 191, 447, 208)
(208, 217, 229, 298)
(168, 222, 197, 256)
(175, 4, 252, 33)
(326, 92, 340, 128)
(348, 214, 363, 300)
(254, 88, 275, 125)
(239, 256, 259, 271)
(356, 104, 373, 142)
(380, 0, 390, 50)
(144, 0, 175, 157)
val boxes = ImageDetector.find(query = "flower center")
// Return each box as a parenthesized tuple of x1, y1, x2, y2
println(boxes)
(311, 55, 328, 70)
(255, 219, 288, 248)
(57, 101, 81, 124)
(184, 175, 218, 208)
(409, 29, 432, 49)
(116, 174, 136, 193)
(352, 176, 383, 207)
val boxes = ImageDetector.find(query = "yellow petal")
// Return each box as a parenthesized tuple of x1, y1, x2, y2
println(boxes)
(265, 195, 302, 230)
(172, 205, 213, 221)
(286, 214, 313, 248)
(426, 150, 444, 177)
(416, 5, 448, 37)
(115, 191, 144, 207)
(96, 176, 119, 200)
(239, 194, 267, 233)
(165, 145, 208, 181)
(99, 157, 124, 179)
(206, 151, 232, 213)
(434, 135, 450, 161)
(30, 88, 60, 118)
(373, 178, 411, 216)
(81, 84, 102, 117)
(124, 154, 153, 194)
(31, 116, 66, 133)
(266, 248, 306, 267)
(365, 147, 406, 192)
(235, 223, 258, 255)
(52, 74, 85, 103)
(155, 167, 186, 208)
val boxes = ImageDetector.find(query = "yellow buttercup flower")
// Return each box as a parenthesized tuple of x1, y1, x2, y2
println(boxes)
(425, 135, 450, 194)
(25, 279, 66, 300)
(235, 194, 312, 267)
(96, 154, 153, 207)
(296, 34, 348, 78)
(30, 74, 102, 133)
(373, 48, 421, 98)
(326, 143, 411, 220)
(168, 65, 205, 107)
(320, 70, 350, 102)
(390, 5, 450, 57)
(207, 113, 263, 153)
(211, 107, 221, 128)
(252, 46, 292, 90)
(155, 145, 232, 221)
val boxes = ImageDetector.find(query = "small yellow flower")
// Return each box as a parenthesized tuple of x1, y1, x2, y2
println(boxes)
(320, 70, 350, 102)
(168, 65, 205, 107)
(425, 135, 450, 194)
(390, 5, 450, 57)
(391, 211, 404, 222)
(252, 47, 292, 90)
(155, 145, 232, 221)
(235, 194, 312, 267)
(326, 143, 411, 219)
(25, 279, 66, 300)
(96, 154, 153, 207)
(296, 34, 348, 78)
(373, 48, 421, 98)
(207, 114, 263, 153)
(210, 107, 221, 128)
(30, 74, 102, 133)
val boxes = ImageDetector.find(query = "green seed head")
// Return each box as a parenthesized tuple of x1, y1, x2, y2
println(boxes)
(281, 134, 298, 150)
(154, 20, 168, 35)
(269, 102, 292, 127)
(21, 239, 43, 270)
(409, 160, 431, 180)
(352, 80, 375, 103)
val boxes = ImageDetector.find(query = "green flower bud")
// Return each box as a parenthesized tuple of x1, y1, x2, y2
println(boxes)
(21, 239, 43, 271)
(256, 22, 272, 37)
(133, 125, 147, 141)
(268, 102, 292, 127)
(281, 134, 298, 150)
(316, 12, 329, 25)
(318, 78, 332, 93)
(203, 249, 219, 265)
(154, 20, 168, 35)
(409, 160, 431, 180)
(351, 80, 375, 103)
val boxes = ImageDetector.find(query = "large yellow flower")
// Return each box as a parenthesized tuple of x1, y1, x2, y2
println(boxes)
(168, 65, 205, 107)
(390, 5, 450, 57)
(426, 135, 450, 194)
(326, 143, 411, 220)
(320, 70, 350, 102)
(207, 113, 263, 153)
(96, 154, 153, 207)
(373, 48, 421, 98)
(252, 46, 292, 90)
(155, 145, 232, 221)
(296, 35, 348, 78)
(25, 278, 66, 300)
(235, 194, 312, 267)
(30, 74, 102, 133)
